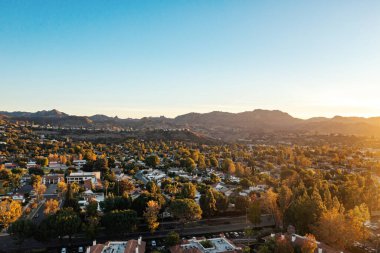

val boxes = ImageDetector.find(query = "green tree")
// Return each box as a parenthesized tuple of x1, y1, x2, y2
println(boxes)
(165, 231, 180, 247)
(247, 201, 262, 226)
(102, 209, 138, 236)
(100, 195, 132, 212)
(170, 198, 202, 223)
(145, 155, 160, 168)
(53, 208, 82, 241)
(132, 191, 165, 216)
(214, 190, 229, 213)
(200, 188, 217, 217)
(8, 219, 36, 245)
(83, 216, 100, 240)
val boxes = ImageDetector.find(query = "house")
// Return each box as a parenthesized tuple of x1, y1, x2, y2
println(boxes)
(73, 160, 87, 167)
(4, 163, 16, 169)
(263, 233, 344, 253)
(66, 171, 100, 185)
(170, 236, 241, 253)
(12, 193, 25, 203)
(87, 237, 146, 253)
(26, 161, 37, 169)
(43, 174, 64, 184)
(79, 190, 104, 211)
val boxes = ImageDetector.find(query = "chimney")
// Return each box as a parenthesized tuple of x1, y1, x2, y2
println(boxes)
(135, 246, 139, 253)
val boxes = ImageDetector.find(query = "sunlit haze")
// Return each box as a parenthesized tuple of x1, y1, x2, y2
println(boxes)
(1, 1, 380, 118)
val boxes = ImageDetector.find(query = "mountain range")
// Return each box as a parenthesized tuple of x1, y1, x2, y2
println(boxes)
(1, 109, 380, 140)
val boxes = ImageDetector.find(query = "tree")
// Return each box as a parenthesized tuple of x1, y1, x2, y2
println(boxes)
(86, 199, 99, 217)
(53, 208, 82, 241)
(247, 201, 262, 226)
(210, 156, 219, 168)
(210, 173, 221, 183)
(63, 184, 80, 212)
(0, 199, 22, 228)
(70, 182, 80, 194)
(83, 216, 100, 240)
(278, 184, 293, 228)
(235, 195, 250, 212)
(146, 181, 160, 194)
(104, 180, 110, 197)
(8, 219, 36, 245)
(118, 178, 135, 195)
(94, 156, 109, 174)
(165, 231, 180, 247)
(57, 181, 67, 197)
(144, 200, 160, 232)
(31, 175, 41, 188)
(222, 158, 235, 174)
(29, 167, 44, 176)
(170, 198, 202, 223)
(35, 183, 47, 202)
(313, 203, 369, 250)
(301, 234, 317, 253)
(145, 155, 160, 168)
(275, 237, 294, 253)
(198, 154, 206, 170)
(262, 188, 280, 228)
(200, 188, 217, 217)
(214, 190, 229, 213)
(185, 157, 196, 172)
(44, 199, 60, 215)
(102, 209, 138, 235)
(180, 182, 196, 199)
(100, 195, 132, 213)
(132, 191, 165, 216)
(240, 178, 252, 189)
(286, 192, 314, 235)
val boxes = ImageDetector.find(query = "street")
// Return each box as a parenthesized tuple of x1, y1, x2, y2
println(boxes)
(0, 214, 275, 252)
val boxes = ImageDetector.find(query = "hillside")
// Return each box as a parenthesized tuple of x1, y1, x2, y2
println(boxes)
(2, 109, 380, 140)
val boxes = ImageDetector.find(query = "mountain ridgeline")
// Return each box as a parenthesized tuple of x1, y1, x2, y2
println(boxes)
(1, 109, 380, 140)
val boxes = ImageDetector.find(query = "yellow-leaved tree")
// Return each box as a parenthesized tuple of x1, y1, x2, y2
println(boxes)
(143, 200, 160, 233)
(0, 199, 22, 228)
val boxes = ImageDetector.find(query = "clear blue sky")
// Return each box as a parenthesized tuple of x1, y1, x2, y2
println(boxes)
(1, 1, 379, 119)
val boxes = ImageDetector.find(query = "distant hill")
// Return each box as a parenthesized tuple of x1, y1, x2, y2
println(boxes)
(2, 109, 380, 140)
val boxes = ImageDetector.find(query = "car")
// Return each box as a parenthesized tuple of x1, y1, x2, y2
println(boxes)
(151, 240, 157, 247)
(78, 246, 84, 252)
(61, 248, 67, 253)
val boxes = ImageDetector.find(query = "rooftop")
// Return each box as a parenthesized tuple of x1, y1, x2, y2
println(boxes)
(171, 237, 241, 253)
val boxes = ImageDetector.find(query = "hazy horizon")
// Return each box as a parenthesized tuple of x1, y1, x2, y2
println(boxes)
(1, 1, 380, 118)
(3, 107, 380, 121)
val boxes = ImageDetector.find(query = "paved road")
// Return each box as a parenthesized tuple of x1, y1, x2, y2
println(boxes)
(0, 214, 275, 252)
(31, 184, 59, 224)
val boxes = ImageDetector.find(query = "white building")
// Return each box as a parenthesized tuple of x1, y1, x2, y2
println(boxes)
(73, 160, 87, 166)
(87, 237, 146, 253)
(66, 171, 100, 184)
(170, 236, 241, 253)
